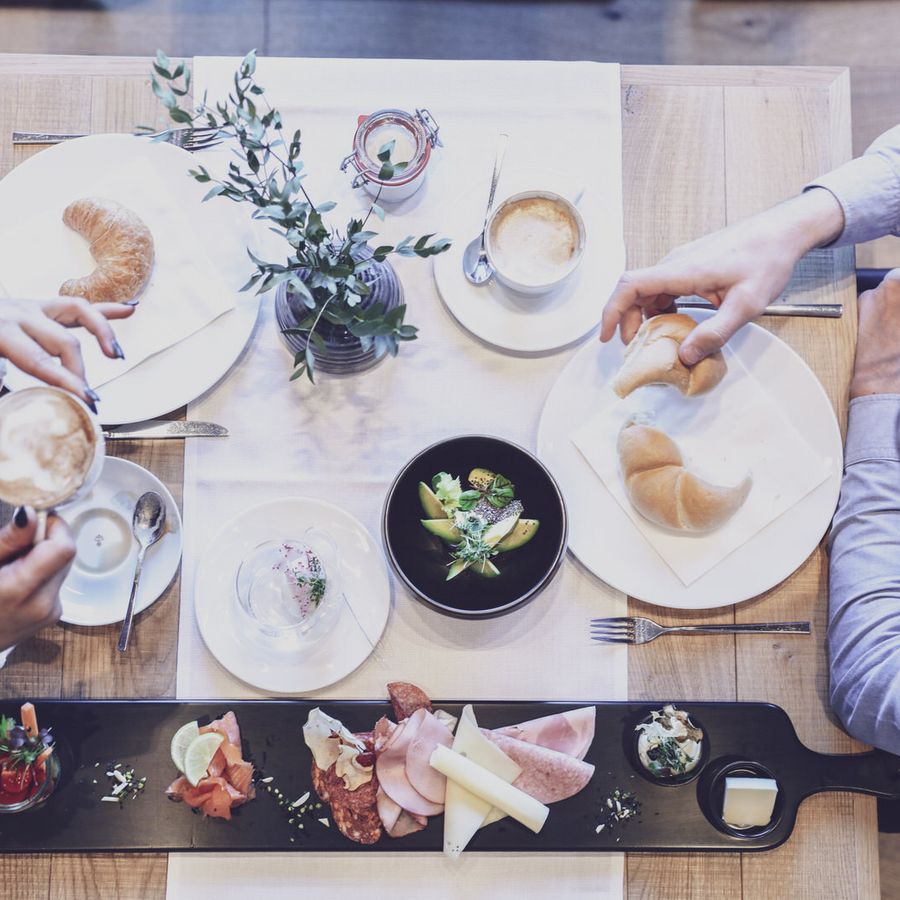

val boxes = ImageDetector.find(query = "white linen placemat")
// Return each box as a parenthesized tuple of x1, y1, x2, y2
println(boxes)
(571, 347, 834, 586)
(0, 157, 236, 388)
(170, 56, 626, 899)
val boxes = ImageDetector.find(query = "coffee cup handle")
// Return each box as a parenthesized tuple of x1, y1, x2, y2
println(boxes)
(33, 510, 48, 544)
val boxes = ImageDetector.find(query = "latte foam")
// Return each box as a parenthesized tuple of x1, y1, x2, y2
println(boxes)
(0, 388, 97, 508)
(489, 196, 580, 287)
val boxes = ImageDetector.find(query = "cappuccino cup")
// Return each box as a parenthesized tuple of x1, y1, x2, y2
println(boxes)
(485, 190, 586, 296)
(0, 387, 104, 538)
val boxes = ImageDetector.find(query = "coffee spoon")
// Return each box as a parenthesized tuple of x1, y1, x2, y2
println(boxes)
(117, 491, 166, 653)
(463, 132, 509, 286)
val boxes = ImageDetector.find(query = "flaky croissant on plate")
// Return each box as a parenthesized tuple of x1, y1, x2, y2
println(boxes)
(617, 421, 752, 533)
(611, 314, 726, 399)
(60, 197, 154, 303)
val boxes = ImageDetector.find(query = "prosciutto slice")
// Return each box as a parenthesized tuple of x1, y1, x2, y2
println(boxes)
(404, 709, 453, 803)
(485, 731, 595, 804)
(493, 707, 595, 760)
(375, 709, 443, 816)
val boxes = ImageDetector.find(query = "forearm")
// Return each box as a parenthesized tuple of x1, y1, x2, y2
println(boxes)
(828, 396, 900, 753)
(807, 123, 900, 246)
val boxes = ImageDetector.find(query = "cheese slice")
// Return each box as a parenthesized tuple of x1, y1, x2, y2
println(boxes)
(442, 705, 520, 858)
(722, 777, 778, 828)
(430, 743, 549, 834)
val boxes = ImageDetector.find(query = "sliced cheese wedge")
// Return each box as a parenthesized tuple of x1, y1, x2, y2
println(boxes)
(430, 743, 549, 834)
(443, 705, 520, 859)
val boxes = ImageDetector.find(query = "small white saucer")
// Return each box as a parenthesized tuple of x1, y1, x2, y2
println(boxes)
(194, 497, 391, 694)
(58, 457, 183, 626)
(433, 167, 626, 354)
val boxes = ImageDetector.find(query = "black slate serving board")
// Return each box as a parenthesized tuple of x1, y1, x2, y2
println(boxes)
(1, 699, 898, 853)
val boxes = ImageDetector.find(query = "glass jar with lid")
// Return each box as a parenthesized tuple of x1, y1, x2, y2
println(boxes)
(340, 108, 442, 203)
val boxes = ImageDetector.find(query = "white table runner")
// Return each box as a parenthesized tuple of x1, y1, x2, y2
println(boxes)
(169, 57, 626, 899)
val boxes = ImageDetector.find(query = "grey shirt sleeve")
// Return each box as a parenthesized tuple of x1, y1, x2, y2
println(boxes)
(806, 124, 900, 247)
(828, 394, 900, 753)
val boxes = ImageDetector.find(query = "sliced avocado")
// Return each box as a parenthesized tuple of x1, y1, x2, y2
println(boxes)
(495, 518, 540, 553)
(421, 518, 462, 543)
(484, 513, 520, 547)
(446, 558, 471, 580)
(418, 481, 447, 519)
(473, 559, 501, 578)
(468, 467, 496, 492)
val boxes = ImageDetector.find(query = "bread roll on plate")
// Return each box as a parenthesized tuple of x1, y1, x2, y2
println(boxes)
(617, 421, 751, 533)
(611, 314, 726, 399)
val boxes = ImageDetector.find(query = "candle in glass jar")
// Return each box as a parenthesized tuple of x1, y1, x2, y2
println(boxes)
(365, 123, 418, 168)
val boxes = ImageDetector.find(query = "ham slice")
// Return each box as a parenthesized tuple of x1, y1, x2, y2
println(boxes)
(493, 707, 595, 760)
(485, 731, 595, 804)
(373, 716, 397, 753)
(375, 787, 428, 838)
(375, 708, 443, 817)
(404, 710, 453, 803)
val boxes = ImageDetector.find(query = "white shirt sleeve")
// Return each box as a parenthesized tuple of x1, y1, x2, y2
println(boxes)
(806, 124, 900, 246)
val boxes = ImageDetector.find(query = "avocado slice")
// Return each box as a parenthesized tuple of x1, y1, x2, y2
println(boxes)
(418, 481, 447, 518)
(473, 559, 501, 578)
(446, 558, 471, 580)
(495, 518, 540, 553)
(468, 467, 496, 492)
(421, 518, 462, 544)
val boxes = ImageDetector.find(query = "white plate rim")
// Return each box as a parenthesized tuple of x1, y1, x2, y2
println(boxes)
(536, 310, 843, 609)
(194, 496, 392, 694)
(59, 456, 183, 626)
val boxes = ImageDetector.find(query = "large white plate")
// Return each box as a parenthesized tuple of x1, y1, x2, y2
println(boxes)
(194, 497, 391, 694)
(59, 457, 183, 626)
(433, 168, 625, 353)
(537, 311, 843, 608)
(0, 134, 260, 425)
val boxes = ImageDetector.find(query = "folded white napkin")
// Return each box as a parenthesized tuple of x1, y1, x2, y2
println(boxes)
(571, 348, 834, 586)
(0, 157, 236, 388)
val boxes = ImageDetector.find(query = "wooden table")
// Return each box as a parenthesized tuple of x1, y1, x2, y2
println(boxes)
(0, 56, 869, 899)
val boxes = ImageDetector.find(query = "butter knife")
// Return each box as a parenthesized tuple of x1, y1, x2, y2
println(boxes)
(676, 300, 843, 318)
(103, 421, 228, 440)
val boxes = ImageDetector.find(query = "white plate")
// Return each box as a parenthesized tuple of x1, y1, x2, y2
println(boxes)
(0, 134, 260, 425)
(433, 168, 625, 353)
(194, 497, 391, 694)
(58, 457, 183, 626)
(537, 311, 843, 608)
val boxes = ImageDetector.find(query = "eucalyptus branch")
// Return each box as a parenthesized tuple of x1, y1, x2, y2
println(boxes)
(145, 49, 450, 384)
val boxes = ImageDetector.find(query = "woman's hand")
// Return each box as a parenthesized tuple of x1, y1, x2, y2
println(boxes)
(0, 297, 134, 410)
(0, 508, 75, 653)
(600, 189, 845, 363)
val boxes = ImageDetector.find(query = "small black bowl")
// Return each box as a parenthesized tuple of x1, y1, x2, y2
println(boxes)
(382, 435, 568, 618)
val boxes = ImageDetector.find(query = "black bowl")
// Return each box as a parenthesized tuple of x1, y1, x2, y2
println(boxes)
(382, 435, 568, 618)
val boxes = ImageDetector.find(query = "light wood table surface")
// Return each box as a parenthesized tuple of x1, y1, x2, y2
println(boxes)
(0, 55, 871, 900)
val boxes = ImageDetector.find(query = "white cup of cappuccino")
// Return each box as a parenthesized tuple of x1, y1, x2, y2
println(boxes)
(0, 387, 105, 540)
(485, 190, 586, 296)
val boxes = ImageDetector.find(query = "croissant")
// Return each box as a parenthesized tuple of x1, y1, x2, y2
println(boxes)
(617, 422, 751, 532)
(611, 314, 726, 399)
(60, 198, 154, 303)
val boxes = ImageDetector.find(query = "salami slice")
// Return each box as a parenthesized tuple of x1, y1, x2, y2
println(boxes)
(387, 682, 433, 721)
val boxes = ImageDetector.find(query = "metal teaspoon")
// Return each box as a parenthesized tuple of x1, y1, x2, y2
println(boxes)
(463, 132, 509, 285)
(117, 491, 166, 653)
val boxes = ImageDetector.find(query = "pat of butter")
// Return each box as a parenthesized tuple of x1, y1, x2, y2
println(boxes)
(722, 777, 778, 828)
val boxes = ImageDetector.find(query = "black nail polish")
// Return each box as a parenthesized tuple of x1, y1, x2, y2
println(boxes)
(112, 340, 125, 360)
(14, 507, 27, 528)
(86, 398, 98, 415)
(85, 387, 101, 403)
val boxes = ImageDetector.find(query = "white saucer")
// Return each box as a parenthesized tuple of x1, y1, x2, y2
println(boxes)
(58, 457, 183, 626)
(194, 497, 391, 694)
(433, 167, 625, 353)
(537, 310, 843, 609)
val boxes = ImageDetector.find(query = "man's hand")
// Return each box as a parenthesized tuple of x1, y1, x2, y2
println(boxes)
(851, 269, 900, 399)
(600, 189, 845, 363)
(0, 509, 76, 653)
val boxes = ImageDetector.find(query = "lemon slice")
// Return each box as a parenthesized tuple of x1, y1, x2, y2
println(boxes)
(183, 732, 224, 786)
(170, 720, 200, 774)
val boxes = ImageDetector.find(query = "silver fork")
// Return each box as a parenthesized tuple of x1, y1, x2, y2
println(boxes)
(12, 126, 225, 152)
(590, 616, 810, 645)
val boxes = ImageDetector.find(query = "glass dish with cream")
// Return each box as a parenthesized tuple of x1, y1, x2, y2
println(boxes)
(485, 190, 585, 295)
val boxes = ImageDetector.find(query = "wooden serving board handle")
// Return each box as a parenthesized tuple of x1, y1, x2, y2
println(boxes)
(802, 748, 900, 799)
